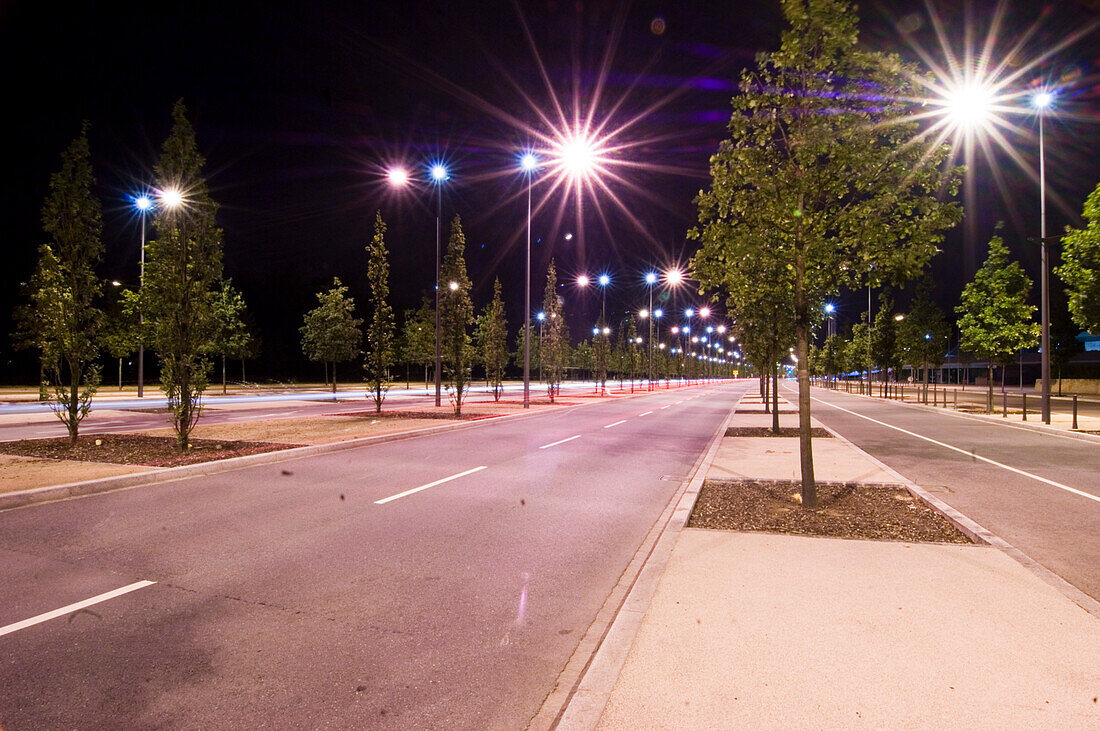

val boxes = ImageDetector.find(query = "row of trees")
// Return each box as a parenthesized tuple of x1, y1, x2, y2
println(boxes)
(299, 224, 737, 417)
(14, 103, 256, 448)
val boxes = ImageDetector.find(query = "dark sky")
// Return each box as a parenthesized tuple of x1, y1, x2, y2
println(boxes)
(3, 0, 1100, 381)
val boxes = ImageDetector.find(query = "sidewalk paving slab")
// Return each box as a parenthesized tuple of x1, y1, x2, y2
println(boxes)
(708, 437, 900, 484)
(597, 530, 1100, 730)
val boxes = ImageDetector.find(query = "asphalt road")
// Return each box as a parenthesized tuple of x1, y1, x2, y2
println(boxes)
(0, 381, 662, 442)
(0, 381, 746, 729)
(793, 384, 1100, 603)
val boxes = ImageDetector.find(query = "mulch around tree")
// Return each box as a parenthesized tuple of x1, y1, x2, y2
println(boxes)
(0, 434, 300, 468)
(688, 479, 972, 544)
(329, 410, 506, 421)
(725, 427, 833, 438)
(736, 409, 798, 414)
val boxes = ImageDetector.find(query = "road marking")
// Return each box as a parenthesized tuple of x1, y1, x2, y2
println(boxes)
(812, 396, 1100, 505)
(660, 405, 671, 410)
(0, 580, 156, 638)
(539, 434, 581, 449)
(374, 466, 488, 504)
(639, 411, 653, 417)
(603, 420, 627, 429)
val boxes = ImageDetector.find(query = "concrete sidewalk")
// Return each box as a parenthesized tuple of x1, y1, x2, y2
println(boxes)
(564, 393, 1100, 729)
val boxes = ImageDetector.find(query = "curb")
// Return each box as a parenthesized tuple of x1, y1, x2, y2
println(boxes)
(815, 397, 1100, 621)
(813, 385, 1100, 446)
(547, 389, 741, 730)
(0, 401, 591, 513)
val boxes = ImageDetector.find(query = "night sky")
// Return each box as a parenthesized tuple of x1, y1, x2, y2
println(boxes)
(3, 1, 1100, 382)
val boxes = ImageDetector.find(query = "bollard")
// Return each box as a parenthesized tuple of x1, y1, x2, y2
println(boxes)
(1022, 393, 1027, 421)
(1073, 394, 1079, 430)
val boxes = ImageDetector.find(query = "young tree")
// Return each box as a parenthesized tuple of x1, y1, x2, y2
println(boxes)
(541, 261, 568, 400)
(208, 279, 254, 395)
(439, 216, 474, 416)
(102, 288, 142, 390)
(1048, 287, 1083, 394)
(364, 212, 395, 412)
(897, 279, 950, 399)
(871, 291, 900, 383)
(300, 278, 362, 396)
(22, 128, 105, 443)
(957, 235, 1040, 410)
(1057, 180, 1100, 336)
(400, 296, 435, 390)
(690, 0, 962, 507)
(476, 278, 509, 401)
(144, 101, 224, 449)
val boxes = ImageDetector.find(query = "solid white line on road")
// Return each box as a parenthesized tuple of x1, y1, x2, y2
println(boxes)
(374, 466, 488, 504)
(639, 411, 653, 417)
(539, 434, 581, 450)
(0, 580, 156, 638)
(812, 396, 1100, 505)
(659, 405, 671, 410)
(603, 420, 627, 429)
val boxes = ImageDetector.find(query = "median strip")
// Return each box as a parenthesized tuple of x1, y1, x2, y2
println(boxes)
(603, 420, 627, 429)
(539, 435, 581, 450)
(374, 466, 488, 504)
(0, 580, 156, 638)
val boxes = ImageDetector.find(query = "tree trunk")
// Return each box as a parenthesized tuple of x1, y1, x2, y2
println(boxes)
(118, 357, 123, 391)
(242, 359, 246, 383)
(323, 360, 328, 386)
(771, 360, 780, 434)
(986, 364, 994, 413)
(222, 354, 227, 395)
(795, 316, 816, 509)
(331, 362, 337, 398)
(68, 358, 79, 444)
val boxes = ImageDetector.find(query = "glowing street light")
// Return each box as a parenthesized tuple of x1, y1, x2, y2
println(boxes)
(387, 167, 410, 187)
(665, 268, 685, 287)
(597, 273, 611, 320)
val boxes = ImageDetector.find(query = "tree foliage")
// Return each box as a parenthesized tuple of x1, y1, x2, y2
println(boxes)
(300, 277, 362, 394)
(22, 128, 105, 442)
(400, 296, 435, 387)
(897, 278, 949, 392)
(364, 212, 395, 412)
(439, 216, 474, 415)
(208, 279, 254, 394)
(476, 278, 509, 401)
(102, 287, 142, 390)
(1057, 180, 1100, 335)
(690, 0, 962, 507)
(957, 235, 1039, 405)
(144, 101, 225, 449)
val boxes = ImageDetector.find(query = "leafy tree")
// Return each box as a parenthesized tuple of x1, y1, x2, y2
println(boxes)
(22, 128, 104, 443)
(208, 279, 254, 395)
(898, 278, 950, 398)
(1057, 180, 1100, 335)
(845, 318, 871, 385)
(1049, 287, 1083, 394)
(572, 339, 595, 381)
(400, 296, 435, 389)
(439, 216, 474, 415)
(690, 0, 961, 507)
(957, 235, 1040, 409)
(364, 212, 396, 412)
(476, 278, 509, 401)
(623, 316, 640, 391)
(821, 333, 842, 381)
(871, 291, 900, 382)
(300, 277, 362, 395)
(540, 261, 568, 400)
(144, 101, 224, 449)
(102, 288, 142, 390)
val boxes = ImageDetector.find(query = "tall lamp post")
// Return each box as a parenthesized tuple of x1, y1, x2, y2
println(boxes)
(1034, 90, 1053, 424)
(520, 153, 539, 409)
(643, 272, 657, 387)
(429, 163, 449, 407)
(598, 274, 611, 321)
(134, 194, 152, 398)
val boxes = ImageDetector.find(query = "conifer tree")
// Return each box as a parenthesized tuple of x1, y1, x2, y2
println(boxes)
(144, 101, 224, 448)
(22, 127, 104, 443)
(476, 278, 509, 401)
(541, 260, 568, 400)
(364, 212, 395, 412)
(439, 216, 474, 415)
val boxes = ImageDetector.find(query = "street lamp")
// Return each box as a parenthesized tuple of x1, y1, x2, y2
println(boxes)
(1034, 90, 1054, 424)
(598, 273, 611, 321)
(133, 194, 154, 398)
(536, 311, 546, 383)
(644, 272, 658, 387)
(430, 162, 450, 407)
(520, 152, 540, 409)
